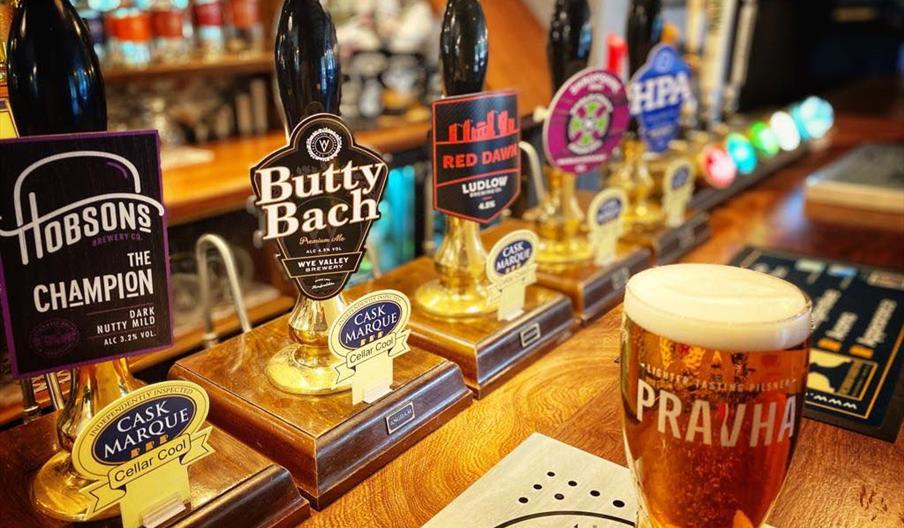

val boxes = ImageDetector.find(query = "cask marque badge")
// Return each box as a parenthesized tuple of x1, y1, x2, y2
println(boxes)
(662, 160, 694, 227)
(71, 380, 213, 528)
(251, 114, 388, 300)
(485, 230, 539, 321)
(587, 188, 627, 267)
(329, 289, 411, 404)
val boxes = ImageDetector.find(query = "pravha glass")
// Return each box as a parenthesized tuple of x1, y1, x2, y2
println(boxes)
(620, 264, 812, 528)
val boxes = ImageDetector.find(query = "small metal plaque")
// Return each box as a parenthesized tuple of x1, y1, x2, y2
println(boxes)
(385, 402, 415, 435)
(610, 266, 631, 292)
(519, 323, 542, 349)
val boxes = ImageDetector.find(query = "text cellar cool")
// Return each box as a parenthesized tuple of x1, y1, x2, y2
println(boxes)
(254, 160, 385, 239)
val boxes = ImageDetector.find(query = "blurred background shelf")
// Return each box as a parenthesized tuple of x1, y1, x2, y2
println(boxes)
(103, 52, 273, 84)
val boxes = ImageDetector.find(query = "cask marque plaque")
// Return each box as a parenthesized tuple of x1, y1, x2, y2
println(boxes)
(0, 130, 172, 377)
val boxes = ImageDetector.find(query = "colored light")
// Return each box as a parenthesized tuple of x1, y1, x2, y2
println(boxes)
(792, 96, 834, 140)
(769, 111, 801, 151)
(725, 132, 758, 175)
(748, 121, 780, 157)
(700, 144, 737, 189)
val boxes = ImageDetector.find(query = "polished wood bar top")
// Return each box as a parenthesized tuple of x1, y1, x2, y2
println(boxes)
(298, 113, 904, 527)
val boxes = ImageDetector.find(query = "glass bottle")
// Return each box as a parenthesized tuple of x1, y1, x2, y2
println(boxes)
(192, 0, 226, 58)
(150, 0, 191, 63)
(227, 0, 263, 53)
(109, 1, 152, 67)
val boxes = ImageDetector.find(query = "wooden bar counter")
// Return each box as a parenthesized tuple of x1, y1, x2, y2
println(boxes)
(294, 107, 904, 526)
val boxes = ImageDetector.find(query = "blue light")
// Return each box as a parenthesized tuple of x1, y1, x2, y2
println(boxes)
(725, 133, 758, 175)
(792, 96, 834, 140)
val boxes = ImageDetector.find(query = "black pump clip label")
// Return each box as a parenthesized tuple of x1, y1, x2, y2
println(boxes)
(0, 130, 172, 377)
(251, 114, 388, 300)
(432, 91, 521, 223)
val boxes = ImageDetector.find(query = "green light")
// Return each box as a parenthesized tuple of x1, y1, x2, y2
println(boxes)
(725, 133, 757, 174)
(748, 121, 779, 157)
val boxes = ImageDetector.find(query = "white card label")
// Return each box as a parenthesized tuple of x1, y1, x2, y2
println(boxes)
(329, 289, 411, 404)
(486, 230, 539, 321)
(662, 160, 694, 228)
(587, 188, 627, 267)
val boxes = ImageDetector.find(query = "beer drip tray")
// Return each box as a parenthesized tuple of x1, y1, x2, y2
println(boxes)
(426, 433, 778, 528)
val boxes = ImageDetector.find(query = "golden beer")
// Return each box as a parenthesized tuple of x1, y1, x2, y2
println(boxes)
(620, 264, 811, 528)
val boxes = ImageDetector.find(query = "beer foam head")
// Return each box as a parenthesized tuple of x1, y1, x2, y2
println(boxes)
(625, 264, 810, 351)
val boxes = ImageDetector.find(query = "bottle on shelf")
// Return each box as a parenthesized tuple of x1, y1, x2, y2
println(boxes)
(192, 0, 226, 58)
(227, 0, 263, 53)
(108, 0, 153, 67)
(606, 33, 626, 79)
(149, 0, 192, 63)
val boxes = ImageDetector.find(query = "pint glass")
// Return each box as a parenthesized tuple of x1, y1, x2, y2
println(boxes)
(620, 264, 812, 528)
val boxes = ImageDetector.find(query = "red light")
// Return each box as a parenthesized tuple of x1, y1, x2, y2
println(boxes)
(701, 145, 736, 189)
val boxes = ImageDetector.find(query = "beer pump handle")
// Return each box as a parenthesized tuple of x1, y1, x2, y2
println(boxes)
(547, 0, 592, 92)
(7, 0, 107, 135)
(274, 0, 341, 131)
(625, 0, 663, 78)
(440, 0, 488, 97)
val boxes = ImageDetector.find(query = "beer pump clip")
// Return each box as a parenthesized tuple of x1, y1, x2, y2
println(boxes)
(251, 0, 404, 403)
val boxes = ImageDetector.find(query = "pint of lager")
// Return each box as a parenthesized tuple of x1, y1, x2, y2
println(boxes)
(621, 264, 811, 528)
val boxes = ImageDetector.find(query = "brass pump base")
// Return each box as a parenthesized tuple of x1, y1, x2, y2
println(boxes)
(31, 359, 138, 522)
(533, 167, 593, 266)
(266, 295, 351, 395)
(536, 237, 594, 267)
(608, 137, 665, 235)
(32, 451, 119, 522)
(414, 278, 495, 319)
(415, 217, 496, 319)
(266, 344, 352, 395)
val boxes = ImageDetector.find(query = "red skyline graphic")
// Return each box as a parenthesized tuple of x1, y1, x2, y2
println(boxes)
(446, 109, 517, 143)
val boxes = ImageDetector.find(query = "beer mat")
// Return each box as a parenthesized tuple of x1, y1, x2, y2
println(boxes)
(424, 433, 779, 528)
(731, 246, 904, 441)
(423, 433, 639, 527)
